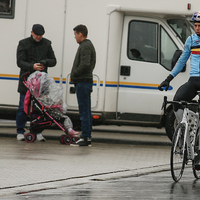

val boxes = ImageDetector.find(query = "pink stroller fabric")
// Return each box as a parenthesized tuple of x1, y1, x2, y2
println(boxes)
(24, 71, 67, 114)
(24, 90, 31, 115)
(26, 72, 42, 98)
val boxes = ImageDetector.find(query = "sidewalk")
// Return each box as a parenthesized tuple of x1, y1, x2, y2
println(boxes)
(0, 120, 172, 198)
(0, 136, 171, 197)
(0, 120, 171, 146)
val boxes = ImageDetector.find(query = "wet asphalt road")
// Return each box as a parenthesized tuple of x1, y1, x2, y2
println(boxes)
(1, 168, 200, 200)
(0, 129, 200, 199)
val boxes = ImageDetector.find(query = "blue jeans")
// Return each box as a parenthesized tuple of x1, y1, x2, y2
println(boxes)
(16, 94, 27, 134)
(75, 83, 93, 138)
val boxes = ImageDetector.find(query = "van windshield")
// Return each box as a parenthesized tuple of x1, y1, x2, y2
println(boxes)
(167, 19, 194, 43)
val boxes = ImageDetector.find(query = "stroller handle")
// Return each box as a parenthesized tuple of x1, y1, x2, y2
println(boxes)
(21, 71, 30, 82)
(21, 71, 31, 89)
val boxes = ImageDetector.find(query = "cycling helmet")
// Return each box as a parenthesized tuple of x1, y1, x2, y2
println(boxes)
(192, 11, 200, 22)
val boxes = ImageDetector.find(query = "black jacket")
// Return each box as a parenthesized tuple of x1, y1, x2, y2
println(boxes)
(17, 36, 57, 94)
(70, 39, 96, 84)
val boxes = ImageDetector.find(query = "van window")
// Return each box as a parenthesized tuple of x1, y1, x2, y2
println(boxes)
(167, 19, 194, 43)
(128, 20, 158, 63)
(0, 0, 15, 19)
(160, 26, 178, 70)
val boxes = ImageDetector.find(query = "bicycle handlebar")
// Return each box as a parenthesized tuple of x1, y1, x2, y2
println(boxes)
(162, 96, 200, 113)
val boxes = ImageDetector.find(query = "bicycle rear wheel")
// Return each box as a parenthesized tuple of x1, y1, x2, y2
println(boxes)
(170, 123, 187, 182)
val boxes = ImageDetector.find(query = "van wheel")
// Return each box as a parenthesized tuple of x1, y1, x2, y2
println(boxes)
(165, 109, 177, 141)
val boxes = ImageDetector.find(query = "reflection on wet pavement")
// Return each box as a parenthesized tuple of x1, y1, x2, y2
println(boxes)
(2, 168, 200, 200)
(0, 136, 199, 199)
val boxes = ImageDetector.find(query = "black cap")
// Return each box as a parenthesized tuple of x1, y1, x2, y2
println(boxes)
(32, 24, 45, 35)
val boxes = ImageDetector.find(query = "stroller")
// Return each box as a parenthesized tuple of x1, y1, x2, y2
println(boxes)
(22, 71, 78, 144)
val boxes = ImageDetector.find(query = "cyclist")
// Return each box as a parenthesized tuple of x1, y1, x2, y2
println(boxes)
(158, 11, 200, 123)
(158, 11, 200, 169)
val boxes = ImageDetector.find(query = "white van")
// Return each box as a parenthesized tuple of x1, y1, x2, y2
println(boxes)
(0, 0, 196, 139)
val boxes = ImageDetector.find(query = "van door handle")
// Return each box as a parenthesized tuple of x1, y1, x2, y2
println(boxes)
(70, 87, 76, 94)
(120, 66, 131, 76)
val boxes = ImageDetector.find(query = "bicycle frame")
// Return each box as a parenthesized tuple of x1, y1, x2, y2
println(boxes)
(163, 95, 200, 181)
(162, 96, 200, 160)
(181, 108, 199, 160)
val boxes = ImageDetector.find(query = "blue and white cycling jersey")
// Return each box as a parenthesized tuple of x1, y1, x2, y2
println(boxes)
(170, 34, 200, 77)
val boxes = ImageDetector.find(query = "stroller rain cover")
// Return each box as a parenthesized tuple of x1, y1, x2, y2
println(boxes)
(24, 71, 67, 114)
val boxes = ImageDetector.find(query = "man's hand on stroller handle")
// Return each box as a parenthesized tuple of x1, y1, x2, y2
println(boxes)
(33, 63, 45, 71)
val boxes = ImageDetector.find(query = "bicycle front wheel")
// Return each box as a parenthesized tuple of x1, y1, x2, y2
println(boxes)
(170, 123, 187, 182)
(193, 128, 200, 179)
(193, 160, 200, 179)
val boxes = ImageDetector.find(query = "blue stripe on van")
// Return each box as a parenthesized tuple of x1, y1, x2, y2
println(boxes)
(0, 75, 172, 90)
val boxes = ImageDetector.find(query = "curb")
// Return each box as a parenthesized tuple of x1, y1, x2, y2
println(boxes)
(0, 132, 172, 146)
(0, 123, 170, 146)
(92, 128, 166, 136)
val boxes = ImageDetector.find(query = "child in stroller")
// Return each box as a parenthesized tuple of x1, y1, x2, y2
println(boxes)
(23, 71, 78, 144)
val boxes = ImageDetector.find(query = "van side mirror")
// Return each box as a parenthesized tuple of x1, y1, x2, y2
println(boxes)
(171, 50, 186, 72)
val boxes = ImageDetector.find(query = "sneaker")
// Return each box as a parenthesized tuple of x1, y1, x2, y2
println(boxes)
(17, 134, 25, 141)
(68, 129, 79, 136)
(37, 133, 46, 141)
(70, 137, 91, 147)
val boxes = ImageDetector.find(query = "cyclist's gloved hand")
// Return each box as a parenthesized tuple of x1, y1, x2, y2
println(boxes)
(158, 74, 174, 91)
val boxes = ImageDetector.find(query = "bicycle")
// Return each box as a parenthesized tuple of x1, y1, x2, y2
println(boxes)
(162, 95, 200, 182)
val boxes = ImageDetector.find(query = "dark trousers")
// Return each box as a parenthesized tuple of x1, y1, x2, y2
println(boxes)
(75, 82, 93, 138)
(173, 77, 200, 111)
(16, 94, 27, 134)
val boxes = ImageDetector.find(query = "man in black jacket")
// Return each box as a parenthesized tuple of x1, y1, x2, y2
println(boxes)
(70, 24, 96, 147)
(16, 24, 57, 141)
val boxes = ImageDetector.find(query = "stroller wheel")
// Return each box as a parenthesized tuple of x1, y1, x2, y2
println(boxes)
(64, 135, 72, 145)
(25, 133, 36, 143)
(71, 137, 77, 143)
(60, 134, 66, 144)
